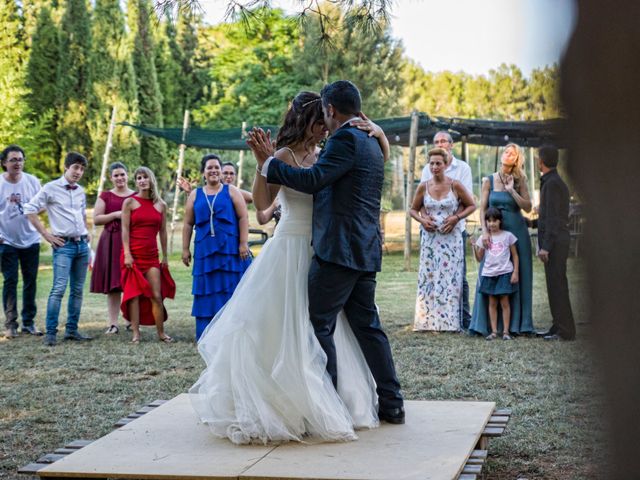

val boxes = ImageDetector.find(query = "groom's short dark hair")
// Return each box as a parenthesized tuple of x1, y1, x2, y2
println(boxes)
(321, 80, 361, 116)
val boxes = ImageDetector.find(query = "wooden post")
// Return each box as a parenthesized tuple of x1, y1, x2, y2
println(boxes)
(529, 146, 536, 199)
(169, 110, 190, 254)
(461, 136, 468, 161)
(237, 121, 247, 189)
(404, 110, 420, 271)
(92, 105, 117, 246)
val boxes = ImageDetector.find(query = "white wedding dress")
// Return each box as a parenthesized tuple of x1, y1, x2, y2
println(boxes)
(189, 186, 379, 444)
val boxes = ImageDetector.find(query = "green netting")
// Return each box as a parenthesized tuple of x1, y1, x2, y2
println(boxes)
(121, 114, 566, 150)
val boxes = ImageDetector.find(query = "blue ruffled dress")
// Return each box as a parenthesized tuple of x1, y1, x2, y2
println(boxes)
(192, 185, 251, 340)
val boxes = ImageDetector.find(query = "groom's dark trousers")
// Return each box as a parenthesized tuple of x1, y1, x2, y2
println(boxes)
(267, 123, 403, 412)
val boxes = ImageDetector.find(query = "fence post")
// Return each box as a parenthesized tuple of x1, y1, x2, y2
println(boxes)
(169, 109, 190, 254)
(404, 110, 420, 271)
(92, 105, 117, 246)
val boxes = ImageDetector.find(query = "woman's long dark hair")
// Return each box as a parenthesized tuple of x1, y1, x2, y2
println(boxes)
(275, 91, 324, 150)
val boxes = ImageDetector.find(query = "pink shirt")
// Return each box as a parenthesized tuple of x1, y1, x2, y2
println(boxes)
(476, 231, 518, 277)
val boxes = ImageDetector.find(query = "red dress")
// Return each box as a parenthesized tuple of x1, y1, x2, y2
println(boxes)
(90, 191, 133, 293)
(120, 196, 175, 325)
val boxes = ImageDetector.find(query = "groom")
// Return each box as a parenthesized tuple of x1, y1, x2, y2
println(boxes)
(249, 80, 404, 424)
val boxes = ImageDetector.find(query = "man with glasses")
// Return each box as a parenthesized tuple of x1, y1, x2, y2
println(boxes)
(221, 162, 253, 205)
(420, 131, 474, 330)
(0, 145, 43, 338)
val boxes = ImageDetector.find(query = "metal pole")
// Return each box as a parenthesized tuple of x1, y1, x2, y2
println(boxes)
(404, 110, 420, 271)
(237, 121, 247, 189)
(93, 105, 117, 246)
(169, 109, 190, 254)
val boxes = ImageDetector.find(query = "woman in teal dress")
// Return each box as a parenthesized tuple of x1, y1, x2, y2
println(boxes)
(469, 143, 534, 336)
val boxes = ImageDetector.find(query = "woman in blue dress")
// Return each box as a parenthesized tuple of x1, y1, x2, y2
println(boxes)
(469, 143, 534, 336)
(182, 154, 252, 340)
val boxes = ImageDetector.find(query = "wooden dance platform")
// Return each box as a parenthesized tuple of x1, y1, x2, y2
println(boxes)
(31, 394, 504, 480)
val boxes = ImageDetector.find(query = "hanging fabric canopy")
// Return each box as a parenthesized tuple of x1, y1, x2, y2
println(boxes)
(121, 114, 566, 150)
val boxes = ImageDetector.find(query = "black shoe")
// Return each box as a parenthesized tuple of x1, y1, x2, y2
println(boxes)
(63, 331, 93, 341)
(4, 327, 18, 339)
(22, 325, 43, 336)
(378, 407, 405, 425)
(43, 334, 57, 346)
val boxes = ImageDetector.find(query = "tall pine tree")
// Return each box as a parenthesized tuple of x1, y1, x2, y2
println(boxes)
(127, 0, 167, 177)
(57, 0, 93, 161)
(89, 0, 139, 179)
(154, 17, 183, 126)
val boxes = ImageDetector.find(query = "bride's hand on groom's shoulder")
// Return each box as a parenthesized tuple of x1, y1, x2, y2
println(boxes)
(352, 112, 383, 139)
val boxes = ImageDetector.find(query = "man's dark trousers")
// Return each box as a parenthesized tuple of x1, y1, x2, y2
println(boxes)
(308, 256, 403, 411)
(1, 243, 39, 329)
(544, 231, 575, 339)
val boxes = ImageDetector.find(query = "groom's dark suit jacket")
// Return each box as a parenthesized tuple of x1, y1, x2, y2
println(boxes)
(267, 123, 384, 272)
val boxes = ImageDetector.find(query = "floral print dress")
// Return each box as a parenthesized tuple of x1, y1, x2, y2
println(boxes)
(413, 188, 464, 331)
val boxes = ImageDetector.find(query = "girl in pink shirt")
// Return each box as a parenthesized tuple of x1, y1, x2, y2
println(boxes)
(473, 207, 519, 340)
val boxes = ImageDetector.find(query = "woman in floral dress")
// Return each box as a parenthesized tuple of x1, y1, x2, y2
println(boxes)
(409, 148, 476, 331)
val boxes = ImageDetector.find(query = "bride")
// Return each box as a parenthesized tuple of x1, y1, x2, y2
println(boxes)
(189, 91, 390, 445)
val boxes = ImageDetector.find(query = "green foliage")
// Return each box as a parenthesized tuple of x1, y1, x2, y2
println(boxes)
(0, 0, 57, 179)
(88, 0, 140, 184)
(400, 61, 562, 120)
(293, 4, 405, 118)
(127, 0, 167, 179)
(56, 0, 93, 161)
(155, 17, 184, 126)
(193, 8, 302, 128)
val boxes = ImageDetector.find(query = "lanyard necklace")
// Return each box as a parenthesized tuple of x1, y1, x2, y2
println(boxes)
(204, 183, 223, 237)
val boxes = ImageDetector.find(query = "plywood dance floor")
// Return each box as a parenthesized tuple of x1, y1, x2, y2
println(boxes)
(38, 394, 495, 480)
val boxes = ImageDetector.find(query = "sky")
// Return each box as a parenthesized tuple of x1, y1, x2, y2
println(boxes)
(200, 0, 577, 76)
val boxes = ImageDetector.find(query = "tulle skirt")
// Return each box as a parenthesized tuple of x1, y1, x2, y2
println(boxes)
(189, 231, 379, 445)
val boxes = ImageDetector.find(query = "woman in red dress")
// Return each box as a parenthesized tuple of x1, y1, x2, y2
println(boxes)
(121, 167, 175, 344)
(90, 162, 134, 334)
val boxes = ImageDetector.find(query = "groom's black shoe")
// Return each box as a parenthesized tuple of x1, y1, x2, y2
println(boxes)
(378, 407, 405, 425)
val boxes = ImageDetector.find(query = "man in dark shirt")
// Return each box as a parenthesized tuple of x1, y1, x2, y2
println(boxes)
(536, 146, 576, 340)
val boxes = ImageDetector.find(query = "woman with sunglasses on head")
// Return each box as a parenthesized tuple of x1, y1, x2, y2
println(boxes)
(121, 167, 175, 344)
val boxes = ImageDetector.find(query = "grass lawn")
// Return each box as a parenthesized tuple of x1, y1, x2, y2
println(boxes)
(0, 245, 604, 479)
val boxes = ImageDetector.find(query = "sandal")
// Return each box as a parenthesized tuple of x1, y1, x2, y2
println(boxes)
(503, 334, 513, 340)
(105, 325, 119, 335)
(159, 335, 174, 344)
(131, 336, 140, 344)
(485, 332, 498, 341)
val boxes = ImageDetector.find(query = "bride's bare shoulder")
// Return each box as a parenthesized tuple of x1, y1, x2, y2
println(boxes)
(275, 147, 297, 167)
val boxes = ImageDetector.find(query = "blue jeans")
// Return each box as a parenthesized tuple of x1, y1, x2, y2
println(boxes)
(45, 240, 90, 335)
(1, 243, 40, 329)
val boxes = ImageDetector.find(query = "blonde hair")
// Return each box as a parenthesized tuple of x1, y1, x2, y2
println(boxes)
(134, 166, 160, 203)
(503, 143, 526, 181)
(427, 147, 449, 163)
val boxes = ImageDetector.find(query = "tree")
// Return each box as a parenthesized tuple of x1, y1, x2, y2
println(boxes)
(56, 0, 93, 160)
(127, 0, 167, 177)
(0, 0, 55, 179)
(293, 4, 404, 118)
(154, 17, 184, 126)
(193, 8, 302, 128)
(89, 0, 140, 183)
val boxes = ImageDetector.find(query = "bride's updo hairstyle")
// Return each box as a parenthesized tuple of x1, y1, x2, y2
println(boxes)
(276, 91, 324, 150)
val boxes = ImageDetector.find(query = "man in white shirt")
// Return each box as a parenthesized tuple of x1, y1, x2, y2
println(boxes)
(25, 152, 92, 346)
(0, 145, 43, 338)
(420, 131, 474, 329)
